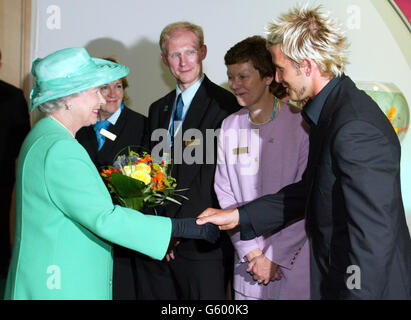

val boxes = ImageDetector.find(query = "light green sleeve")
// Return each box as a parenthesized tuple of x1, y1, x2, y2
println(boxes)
(43, 138, 171, 260)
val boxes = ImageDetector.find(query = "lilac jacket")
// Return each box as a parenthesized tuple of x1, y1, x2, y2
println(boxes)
(215, 103, 310, 299)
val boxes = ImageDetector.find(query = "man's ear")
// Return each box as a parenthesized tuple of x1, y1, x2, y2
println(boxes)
(200, 44, 207, 60)
(300, 58, 313, 77)
(161, 53, 169, 67)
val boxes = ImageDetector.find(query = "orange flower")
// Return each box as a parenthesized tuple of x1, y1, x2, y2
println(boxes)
(100, 168, 119, 180)
(156, 172, 165, 181)
(138, 155, 152, 164)
(151, 170, 166, 191)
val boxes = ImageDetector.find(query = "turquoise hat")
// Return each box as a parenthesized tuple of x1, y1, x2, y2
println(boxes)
(29, 47, 129, 111)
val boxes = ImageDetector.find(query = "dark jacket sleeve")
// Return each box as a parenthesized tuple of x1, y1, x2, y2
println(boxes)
(239, 178, 307, 240)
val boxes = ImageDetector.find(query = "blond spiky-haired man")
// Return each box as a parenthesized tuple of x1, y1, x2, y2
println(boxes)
(198, 5, 411, 300)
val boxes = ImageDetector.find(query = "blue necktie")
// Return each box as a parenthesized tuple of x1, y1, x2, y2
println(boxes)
(93, 120, 111, 151)
(175, 93, 184, 121)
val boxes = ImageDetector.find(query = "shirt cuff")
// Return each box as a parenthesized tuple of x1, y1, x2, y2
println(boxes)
(238, 206, 257, 241)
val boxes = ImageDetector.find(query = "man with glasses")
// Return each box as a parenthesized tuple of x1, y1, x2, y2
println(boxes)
(135, 21, 240, 300)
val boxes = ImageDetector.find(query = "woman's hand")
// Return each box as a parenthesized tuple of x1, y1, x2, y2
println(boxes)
(171, 218, 220, 243)
(247, 254, 282, 285)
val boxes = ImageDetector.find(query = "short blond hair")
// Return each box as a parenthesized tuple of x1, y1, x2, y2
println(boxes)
(265, 4, 349, 77)
(159, 21, 204, 55)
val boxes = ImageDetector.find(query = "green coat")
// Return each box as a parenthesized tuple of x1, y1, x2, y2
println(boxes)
(5, 117, 171, 299)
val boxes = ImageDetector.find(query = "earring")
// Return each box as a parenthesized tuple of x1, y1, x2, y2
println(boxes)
(66, 105, 72, 110)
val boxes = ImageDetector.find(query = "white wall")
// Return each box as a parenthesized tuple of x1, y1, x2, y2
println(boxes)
(32, 0, 411, 230)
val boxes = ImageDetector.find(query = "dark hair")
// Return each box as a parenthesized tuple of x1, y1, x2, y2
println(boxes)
(224, 35, 286, 99)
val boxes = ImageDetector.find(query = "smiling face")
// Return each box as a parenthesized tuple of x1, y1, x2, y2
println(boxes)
(161, 28, 207, 91)
(99, 79, 124, 120)
(270, 44, 310, 102)
(227, 60, 273, 110)
(68, 86, 106, 127)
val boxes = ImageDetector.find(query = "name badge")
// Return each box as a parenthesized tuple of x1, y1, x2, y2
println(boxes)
(100, 128, 117, 141)
(233, 147, 248, 155)
(185, 139, 201, 146)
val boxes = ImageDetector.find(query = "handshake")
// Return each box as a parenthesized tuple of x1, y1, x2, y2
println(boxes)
(170, 207, 240, 244)
(170, 217, 220, 244)
(170, 211, 282, 286)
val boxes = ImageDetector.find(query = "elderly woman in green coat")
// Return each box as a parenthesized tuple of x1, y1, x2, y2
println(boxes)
(4, 48, 218, 300)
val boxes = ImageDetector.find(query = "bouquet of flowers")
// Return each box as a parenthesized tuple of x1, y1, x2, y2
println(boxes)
(100, 147, 188, 212)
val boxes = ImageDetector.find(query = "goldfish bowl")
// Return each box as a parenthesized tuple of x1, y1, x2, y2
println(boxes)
(356, 81, 409, 142)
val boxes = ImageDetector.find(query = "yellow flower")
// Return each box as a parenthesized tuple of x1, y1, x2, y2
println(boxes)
(135, 163, 151, 174)
(122, 165, 136, 176)
(122, 164, 151, 185)
(131, 170, 152, 185)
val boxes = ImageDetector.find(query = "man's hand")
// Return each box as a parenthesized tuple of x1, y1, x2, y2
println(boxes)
(247, 254, 282, 285)
(196, 208, 240, 230)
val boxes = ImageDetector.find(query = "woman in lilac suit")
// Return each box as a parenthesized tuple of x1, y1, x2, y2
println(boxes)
(215, 36, 310, 300)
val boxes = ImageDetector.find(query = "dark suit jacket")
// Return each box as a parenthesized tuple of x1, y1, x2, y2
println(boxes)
(240, 75, 411, 299)
(76, 106, 148, 170)
(148, 75, 240, 260)
(0, 80, 30, 276)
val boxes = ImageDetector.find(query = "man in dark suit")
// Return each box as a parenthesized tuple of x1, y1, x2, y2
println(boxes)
(0, 49, 31, 297)
(136, 21, 240, 300)
(197, 5, 411, 300)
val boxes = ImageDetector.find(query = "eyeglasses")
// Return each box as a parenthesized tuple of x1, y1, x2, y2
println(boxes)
(168, 49, 199, 61)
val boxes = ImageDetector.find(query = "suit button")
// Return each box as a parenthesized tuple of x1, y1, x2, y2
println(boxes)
(290, 261, 294, 265)
(109, 280, 112, 286)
